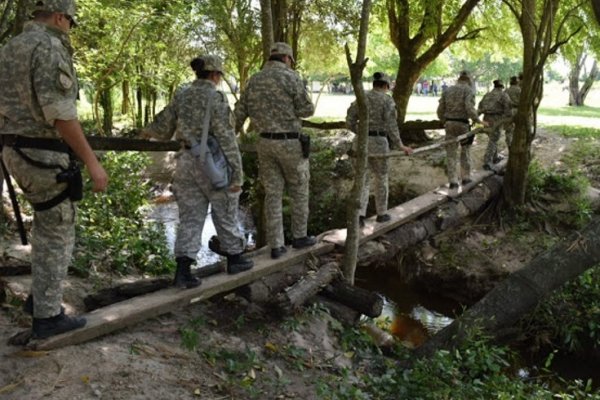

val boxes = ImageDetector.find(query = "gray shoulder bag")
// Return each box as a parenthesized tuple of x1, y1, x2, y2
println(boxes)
(189, 91, 233, 190)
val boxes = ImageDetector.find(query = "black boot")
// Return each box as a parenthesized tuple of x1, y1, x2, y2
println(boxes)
(227, 253, 254, 274)
(174, 256, 201, 289)
(292, 236, 317, 249)
(23, 294, 64, 316)
(32, 311, 86, 339)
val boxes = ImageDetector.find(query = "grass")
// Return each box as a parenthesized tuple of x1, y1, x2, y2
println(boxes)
(538, 105, 600, 118)
(540, 124, 600, 139)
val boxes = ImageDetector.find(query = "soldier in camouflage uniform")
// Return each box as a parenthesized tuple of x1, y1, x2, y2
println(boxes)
(437, 73, 486, 188)
(478, 80, 512, 169)
(346, 72, 412, 225)
(504, 76, 521, 148)
(234, 42, 316, 259)
(142, 55, 253, 288)
(0, 0, 108, 339)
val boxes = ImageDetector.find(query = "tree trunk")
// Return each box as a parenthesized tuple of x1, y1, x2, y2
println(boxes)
(121, 80, 130, 115)
(342, 0, 371, 285)
(322, 281, 383, 318)
(136, 85, 143, 128)
(259, 0, 274, 64)
(274, 262, 340, 315)
(100, 88, 113, 135)
(579, 60, 598, 105)
(386, 0, 482, 144)
(236, 262, 307, 304)
(312, 295, 361, 326)
(415, 218, 600, 359)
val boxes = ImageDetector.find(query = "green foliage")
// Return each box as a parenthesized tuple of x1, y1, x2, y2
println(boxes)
(541, 123, 600, 138)
(525, 160, 591, 229)
(524, 265, 600, 353)
(73, 151, 173, 276)
(322, 326, 600, 400)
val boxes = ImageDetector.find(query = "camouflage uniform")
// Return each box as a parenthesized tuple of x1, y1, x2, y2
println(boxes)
(478, 86, 512, 166)
(234, 60, 315, 249)
(0, 21, 78, 318)
(505, 82, 521, 147)
(346, 90, 403, 216)
(436, 80, 481, 185)
(146, 79, 246, 259)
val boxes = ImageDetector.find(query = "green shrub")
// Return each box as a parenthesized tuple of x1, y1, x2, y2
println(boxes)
(73, 151, 173, 276)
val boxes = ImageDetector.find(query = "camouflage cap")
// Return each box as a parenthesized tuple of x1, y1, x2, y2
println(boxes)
(373, 72, 391, 86)
(198, 54, 224, 74)
(270, 42, 294, 62)
(34, 0, 78, 25)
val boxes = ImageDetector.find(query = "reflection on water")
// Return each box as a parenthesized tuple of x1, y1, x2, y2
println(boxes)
(146, 200, 221, 266)
(356, 266, 458, 347)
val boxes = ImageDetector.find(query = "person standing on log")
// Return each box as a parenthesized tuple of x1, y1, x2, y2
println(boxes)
(478, 79, 512, 170)
(437, 72, 487, 189)
(234, 42, 316, 260)
(141, 55, 253, 288)
(0, 0, 108, 339)
(504, 75, 521, 151)
(346, 72, 413, 226)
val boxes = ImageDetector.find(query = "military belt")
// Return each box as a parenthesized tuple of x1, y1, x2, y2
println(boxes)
(260, 132, 299, 140)
(368, 131, 387, 137)
(0, 134, 70, 153)
(445, 118, 470, 125)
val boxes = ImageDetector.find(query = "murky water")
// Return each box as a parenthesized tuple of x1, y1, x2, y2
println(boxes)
(355, 266, 458, 346)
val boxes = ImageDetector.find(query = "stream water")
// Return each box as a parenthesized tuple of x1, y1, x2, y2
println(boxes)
(147, 200, 598, 387)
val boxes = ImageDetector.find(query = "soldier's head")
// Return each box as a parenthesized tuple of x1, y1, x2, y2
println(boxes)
(32, 0, 77, 32)
(190, 55, 225, 84)
(493, 79, 504, 89)
(270, 42, 295, 67)
(373, 72, 391, 90)
(509, 76, 518, 86)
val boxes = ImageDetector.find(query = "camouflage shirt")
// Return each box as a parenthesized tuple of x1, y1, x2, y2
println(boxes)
(505, 84, 521, 108)
(145, 79, 244, 186)
(346, 89, 403, 149)
(0, 22, 78, 138)
(477, 87, 512, 117)
(234, 60, 314, 133)
(436, 81, 480, 123)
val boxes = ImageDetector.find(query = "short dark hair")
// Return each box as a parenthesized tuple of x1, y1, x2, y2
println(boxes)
(373, 80, 388, 89)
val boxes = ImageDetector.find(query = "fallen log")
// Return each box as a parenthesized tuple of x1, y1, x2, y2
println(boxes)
(414, 217, 600, 360)
(357, 175, 504, 266)
(236, 262, 307, 305)
(0, 264, 31, 276)
(83, 263, 224, 311)
(274, 262, 340, 315)
(312, 295, 361, 326)
(322, 280, 383, 318)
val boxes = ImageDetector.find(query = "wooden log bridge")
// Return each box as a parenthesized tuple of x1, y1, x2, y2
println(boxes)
(4, 126, 505, 350)
(27, 243, 334, 350)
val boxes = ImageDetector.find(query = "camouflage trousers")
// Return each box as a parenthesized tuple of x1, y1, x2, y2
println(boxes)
(258, 137, 310, 249)
(483, 114, 505, 166)
(503, 108, 517, 151)
(444, 121, 472, 184)
(2, 146, 75, 319)
(359, 136, 389, 216)
(172, 151, 245, 259)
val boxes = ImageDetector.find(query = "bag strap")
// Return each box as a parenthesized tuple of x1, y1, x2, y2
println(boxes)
(198, 90, 215, 164)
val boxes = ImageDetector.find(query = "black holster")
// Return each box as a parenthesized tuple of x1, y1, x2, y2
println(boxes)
(299, 134, 310, 159)
(56, 162, 83, 202)
(460, 134, 475, 147)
